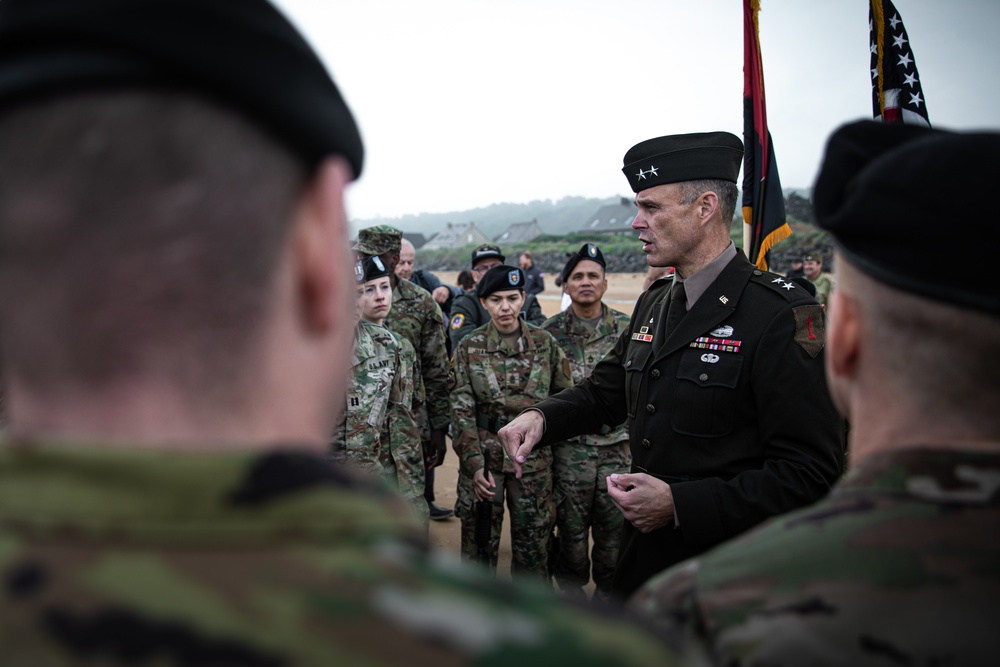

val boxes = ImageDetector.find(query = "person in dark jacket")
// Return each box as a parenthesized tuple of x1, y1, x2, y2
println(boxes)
(499, 132, 844, 598)
(520, 251, 545, 296)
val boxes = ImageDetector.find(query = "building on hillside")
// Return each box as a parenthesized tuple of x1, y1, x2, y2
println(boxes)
(494, 219, 543, 245)
(403, 232, 429, 249)
(578, 197, 637, 235)
(421, 222, 491, 250)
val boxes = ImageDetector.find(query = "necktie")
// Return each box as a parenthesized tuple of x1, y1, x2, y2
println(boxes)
(655, 280, 687, 351)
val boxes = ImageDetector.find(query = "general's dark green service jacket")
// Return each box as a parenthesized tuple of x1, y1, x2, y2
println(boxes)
(535, 251, 844, 597)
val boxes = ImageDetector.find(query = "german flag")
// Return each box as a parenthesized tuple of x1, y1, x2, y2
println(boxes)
(742, 0, 791, 272)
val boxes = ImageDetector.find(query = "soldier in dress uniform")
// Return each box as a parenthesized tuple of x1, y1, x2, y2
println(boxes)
(541, 243, 632, 600)
(500, 132, 844, 598)
(449, 265, 573, 583)
(633, 120, 1000, 667)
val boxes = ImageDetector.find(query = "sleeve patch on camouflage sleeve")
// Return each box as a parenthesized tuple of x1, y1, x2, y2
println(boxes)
(450, 314, 465, 330)
(792, 305, 826, 358)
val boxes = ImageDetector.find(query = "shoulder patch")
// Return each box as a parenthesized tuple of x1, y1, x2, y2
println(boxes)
(450, 313, 465, 330)
(792, 305, 825, 358)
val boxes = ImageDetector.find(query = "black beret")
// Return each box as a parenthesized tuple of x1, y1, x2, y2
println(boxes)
(357, 255, 390, 283)
(814, 120, 1000, 315)
(477, 265, 524, 298)
(0, 0, 363, 177)
(623, 132, 743, 193)
(561, 243, 606, 283)
(471, 244, 505, 267)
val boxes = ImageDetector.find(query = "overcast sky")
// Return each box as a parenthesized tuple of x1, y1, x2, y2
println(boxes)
(272, 0, 1000, 221)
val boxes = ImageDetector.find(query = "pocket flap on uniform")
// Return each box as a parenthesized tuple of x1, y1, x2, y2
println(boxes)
(677, 351, 742, 389)
(623, 339, 653, 373)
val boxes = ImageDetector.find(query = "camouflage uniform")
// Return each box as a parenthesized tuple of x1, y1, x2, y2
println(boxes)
(542, 304, 632, 599)
(810, 271, 836, 309)
(632, 448, 1000, 666)
(0, 441, 709, 666)
(383, 334, 428, 525)
(330, 320, 397, 476)
(450, 320, 573, 583)
(384, 278, 450, 448)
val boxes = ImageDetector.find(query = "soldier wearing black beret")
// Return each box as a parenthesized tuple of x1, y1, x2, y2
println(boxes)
(500, 131, 844, 597)
(449, 243, 547, 350)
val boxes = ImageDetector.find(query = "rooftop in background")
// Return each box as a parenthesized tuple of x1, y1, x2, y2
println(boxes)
(579, 197, 637, 235)
(495, 219, 544, 245)
(421, 222, 490, 250)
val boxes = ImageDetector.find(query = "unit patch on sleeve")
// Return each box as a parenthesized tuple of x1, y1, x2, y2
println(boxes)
(450, 313, 465, 330)
(792, 304, 825, 358)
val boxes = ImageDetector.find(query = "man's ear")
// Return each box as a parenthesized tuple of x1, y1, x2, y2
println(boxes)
(697, 191, 720, 225)
(292, 156, 353, 333)
(825, 288, 860, 417)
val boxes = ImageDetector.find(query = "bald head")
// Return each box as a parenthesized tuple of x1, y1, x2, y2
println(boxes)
(396, 238, 415, 281)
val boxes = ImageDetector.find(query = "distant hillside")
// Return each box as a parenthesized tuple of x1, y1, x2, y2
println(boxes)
(350, 195, 625, 240)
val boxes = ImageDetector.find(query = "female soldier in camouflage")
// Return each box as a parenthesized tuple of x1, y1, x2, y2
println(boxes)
(449, 265, 573, 583)
(359, 255, 428, 525)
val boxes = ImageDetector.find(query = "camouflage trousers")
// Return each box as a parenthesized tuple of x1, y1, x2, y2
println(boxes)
(457, 467, 555, 586)
(552, 440, 631, 600)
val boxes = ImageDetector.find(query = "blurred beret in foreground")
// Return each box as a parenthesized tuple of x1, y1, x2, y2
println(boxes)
(0, 0, 363, 176)
(813, 120, 1000, 315)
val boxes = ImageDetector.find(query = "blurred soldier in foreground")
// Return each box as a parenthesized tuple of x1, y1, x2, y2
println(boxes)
(500, 132, 843, 598)
(450, 266, 573, 584)
(450, 244, 546, 350)
(542, 244, 631, 600)
(357, 225, 454, 520)
(634, 121, 1000, 666)
(0, 1, 702, 664)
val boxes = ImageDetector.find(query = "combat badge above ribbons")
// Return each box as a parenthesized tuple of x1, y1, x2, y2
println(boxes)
(690, 324, 741, 353)
(450, 313, 465, 330)
(793, 305, 825, 357)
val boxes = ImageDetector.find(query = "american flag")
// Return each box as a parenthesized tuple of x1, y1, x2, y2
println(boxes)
(870, 0, 930, 126)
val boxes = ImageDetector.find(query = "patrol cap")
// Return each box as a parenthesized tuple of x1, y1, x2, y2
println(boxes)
(0, 0, 363, 177)
(622, 132, 744, 193)
(356, 225, 403, 256)
(358, 255, 390, 283)
(803, 253, 824, 263)
(471, 244, 505, 267)
(477, 265, 524, 298)
(561, 243, 606, 282)
(813, 120, 1000, 315)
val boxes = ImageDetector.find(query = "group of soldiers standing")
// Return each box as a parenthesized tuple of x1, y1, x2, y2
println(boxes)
(339, 226, 634, 597)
